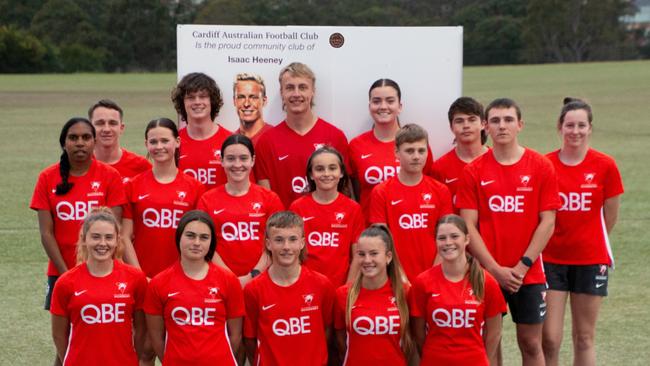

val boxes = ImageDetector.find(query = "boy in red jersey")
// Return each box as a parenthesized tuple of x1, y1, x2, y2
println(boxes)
(457, 98, 561, 366)
(254, 62, 349, 207)
(369, 124, 453, 281)
(89, 99, 150, 183)
(243, 211, 335, 366)
(172, 72, 232, 189)
(433, 97, 489, 213)
(233, 73, 273, 145)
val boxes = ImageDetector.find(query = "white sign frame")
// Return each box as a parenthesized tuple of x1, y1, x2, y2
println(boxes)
(177, 25, 463, 157)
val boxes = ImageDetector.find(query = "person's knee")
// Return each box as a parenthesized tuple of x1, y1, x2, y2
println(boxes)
(573, 331, 595, 352)
(542, 335, 562, 355)
(518, 332, 543, 356)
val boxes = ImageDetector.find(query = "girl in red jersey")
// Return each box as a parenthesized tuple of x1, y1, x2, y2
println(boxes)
(30, 117, 126, 316)
(542, 98, 624, 366)
(334, 225, 413, 366)
(349, 79, 434, 216)
(243, 211, 336, 366)
(144, 210, 244, 365)
(410, 214, 506, 366)
(433, 97, 489, 213)
(198, 134, 283, 287)
(50, 208, 147, 366)
(289, 146, 364, 287)
(121, 118, 204, 279)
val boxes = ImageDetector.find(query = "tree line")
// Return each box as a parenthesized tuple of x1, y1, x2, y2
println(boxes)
(0, 0, 645, 73)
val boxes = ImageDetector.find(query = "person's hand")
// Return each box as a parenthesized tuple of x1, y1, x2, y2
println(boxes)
(512, 261, 530, 285)
(491, 265, 523, 293)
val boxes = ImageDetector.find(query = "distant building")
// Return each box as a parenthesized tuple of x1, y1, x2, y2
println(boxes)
(622, 1, 650, 44)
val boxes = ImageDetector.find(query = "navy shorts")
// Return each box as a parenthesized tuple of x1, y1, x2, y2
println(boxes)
(44, 275, 58, 310)
(502, 284, 547, 324)
(544, 262, 608, 296)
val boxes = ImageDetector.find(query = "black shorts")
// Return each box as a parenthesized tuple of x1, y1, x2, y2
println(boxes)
(502, 284, 547, 324)
(544, 262, 608, 296)
(44, 275, 58, 310)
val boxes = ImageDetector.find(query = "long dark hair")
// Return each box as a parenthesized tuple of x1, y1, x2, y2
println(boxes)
(56, 118, 95, 195)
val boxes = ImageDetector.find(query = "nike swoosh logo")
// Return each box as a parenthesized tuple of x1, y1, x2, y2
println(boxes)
(361, 154, 372, 159)
(138, 194, 149, 200)
(74, 290, 87, 296)
(596, 283, 605, 288)
(431, 293, 440, 297)
(445, 178, 458, 184)
(540, 310, 547, 317)
(179, 155, 188, 159)
(262, 304, 276, 311)
(168, 292, 180, 297)
(480, 180, 495, 186)
(391, 200, 402, 205)
(213, 209, 225, 215)
(278, 155, 289, 161)
(303, 216, 315, 222)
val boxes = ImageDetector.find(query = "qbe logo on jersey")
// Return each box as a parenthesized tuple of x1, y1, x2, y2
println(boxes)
(559, 192, 592, 212)
(431, 308, 477, 328)
(364, 165, 399, 185)
(272, 315, 312, 336)
(399, 213, 429, 229)
(56, 200, 99, 221)
(81, 303, 126, 324)
(142, 208, 184, 228)
(292, 176, 309, 193)
(488, 195, 524, 213)
(353, 315, 400, 335)
(184, 167, 218, 185)
(171, 306, 217, 326)
(308, 231, 339, 247)
(221, 221, 260, 241)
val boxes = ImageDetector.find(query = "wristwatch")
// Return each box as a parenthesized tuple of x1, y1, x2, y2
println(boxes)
(520, 256, 533, 267)
(250, 269, 261, 278)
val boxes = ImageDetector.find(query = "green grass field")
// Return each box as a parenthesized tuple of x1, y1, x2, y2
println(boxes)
(1, 61, 648, 365)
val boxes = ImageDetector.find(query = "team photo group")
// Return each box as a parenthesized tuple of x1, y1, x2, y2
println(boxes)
(30, 61, 623, 366)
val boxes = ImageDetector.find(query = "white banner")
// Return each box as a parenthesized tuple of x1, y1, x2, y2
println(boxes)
(177, 25, 462, 157)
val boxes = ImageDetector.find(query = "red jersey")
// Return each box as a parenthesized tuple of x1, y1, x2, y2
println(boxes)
(144, 262, 244, 366)
(544, 149, 624, 265)
(50, 260, 147, 366)
(334, 281, 408, 366)
(349, 130, 435, 217)
(456, 148, 561, 285)
(433, 148, 489, 214)
(253, 118, 350, 207)
(108, 148, 151, 184)
(409, 265, 506, 366)
(178, 125, 232, 189)
(243, 267, 335, 366)
(289, 193, 364, 287)
(235, 122, 273, 146)
(197, 184, 283, 276)
(123, 170, 204, 278)
(369, 176, 453, 281)
(30, 160, 127, 276)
